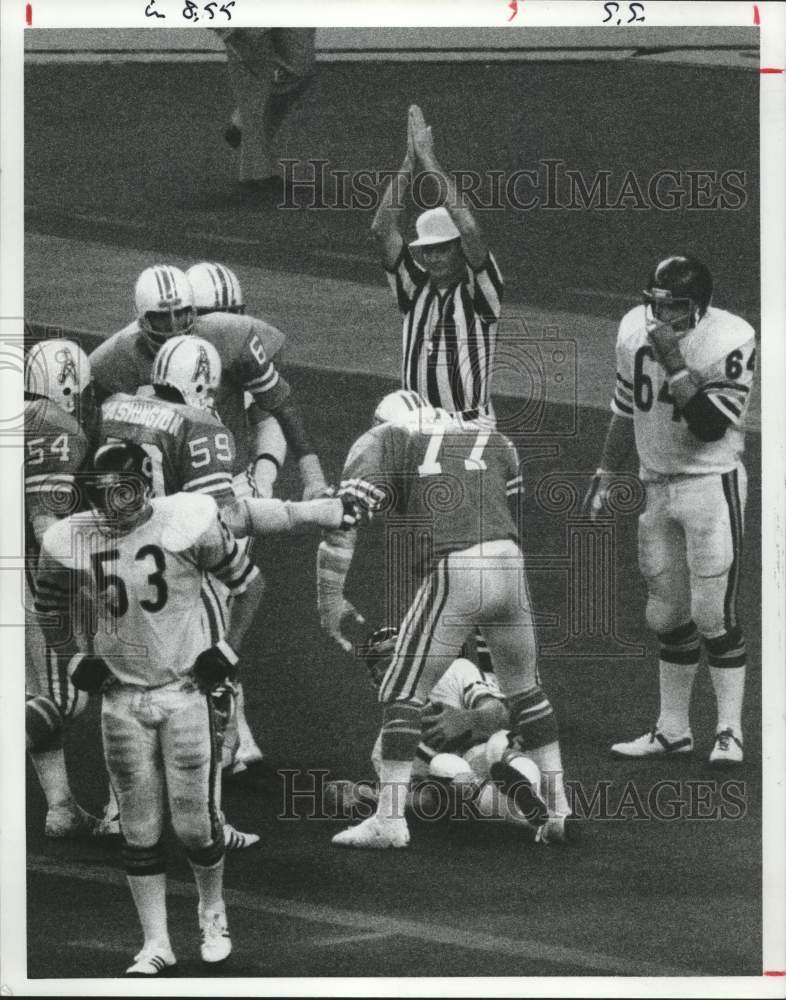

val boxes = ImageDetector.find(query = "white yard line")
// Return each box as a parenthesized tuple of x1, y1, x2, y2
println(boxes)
(29, 854, 700, 977)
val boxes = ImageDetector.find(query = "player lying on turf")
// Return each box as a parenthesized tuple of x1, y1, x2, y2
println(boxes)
(318, 390, 573, 849)
(326, 628, 557, 838)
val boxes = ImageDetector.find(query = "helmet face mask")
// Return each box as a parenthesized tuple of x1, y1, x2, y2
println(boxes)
(642, 288, 695, 334)
(135, 265, 196, 349)
(642, 255, 713, 334)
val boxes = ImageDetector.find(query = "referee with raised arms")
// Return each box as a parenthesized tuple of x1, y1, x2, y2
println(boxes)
(372, 105, 504, 426)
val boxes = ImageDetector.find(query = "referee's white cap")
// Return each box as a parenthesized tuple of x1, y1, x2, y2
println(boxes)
(409, 207, 460, 247)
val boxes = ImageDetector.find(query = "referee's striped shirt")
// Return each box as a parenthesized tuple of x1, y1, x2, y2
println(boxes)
(387, 246, 504, 422)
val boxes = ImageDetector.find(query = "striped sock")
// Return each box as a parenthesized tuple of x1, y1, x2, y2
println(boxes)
(377, 702, 422, 819)
(706, 628, 746, 734)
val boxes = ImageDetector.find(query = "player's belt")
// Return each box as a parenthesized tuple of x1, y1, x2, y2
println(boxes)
(640, 467, 738, 485)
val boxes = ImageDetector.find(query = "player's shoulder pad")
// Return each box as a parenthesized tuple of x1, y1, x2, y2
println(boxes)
(344, 423, 389, 468)
(154, 493, 219, 552)
(617, 304, 647, 347)
(40, 512, 96, 565)
(24, 396, 82, 437)
(703, 307, 756, 351)
(196, 312, 285, 361)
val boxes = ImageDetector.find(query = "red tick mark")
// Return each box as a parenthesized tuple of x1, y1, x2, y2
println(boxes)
(764, 971, 786, 976)
(753, 5, 760, 25)
(760, 68, 784, 74)
(25, 3, 32, 25)
(507, 0, 519, 22)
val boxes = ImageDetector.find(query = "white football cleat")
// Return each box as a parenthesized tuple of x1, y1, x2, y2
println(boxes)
(199, 907, 232, 964)
(125, 943, 177, 976)
(534, 815, 578, 846)
(223, 822, 260, 850)
(611, 727, 693, 758)
(331, 815, 410, 849)
(44, 803, 99, 838)
(709, 728, 743, 765)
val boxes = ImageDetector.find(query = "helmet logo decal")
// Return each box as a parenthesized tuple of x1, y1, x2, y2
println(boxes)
(192, 345, 211, 383)
(55, 347, 78, 386)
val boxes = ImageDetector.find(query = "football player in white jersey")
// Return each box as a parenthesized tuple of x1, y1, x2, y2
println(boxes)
(35, 440, 264, 975)
(586, 256, 755, 765)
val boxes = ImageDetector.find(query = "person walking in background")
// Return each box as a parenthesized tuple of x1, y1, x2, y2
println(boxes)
(217, 28, 316, 202)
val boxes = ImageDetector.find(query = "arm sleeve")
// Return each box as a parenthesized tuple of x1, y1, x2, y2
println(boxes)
(698, 336, 756, 427)
(198, 514, 260, 596)
(232, 318, 292, 411)
(681, 390, 733, 442)
(469, 251, 504, 325)
(264, 393, 316, 459)
(338, 428, 395, 516)
(385, 245, 429, 314)
(610, 328, 635, 418)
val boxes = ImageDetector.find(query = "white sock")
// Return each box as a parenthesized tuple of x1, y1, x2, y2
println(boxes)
(190, 857, 225, 915)
(524, 742, 570, 817)
(127, 873, 171, 949)
(657, 660, 698, 737)
(30, 748, 74, 810)
(234, 683, 263, 762)
(709, 665, 745, 735)
(376, 760, 412, 820)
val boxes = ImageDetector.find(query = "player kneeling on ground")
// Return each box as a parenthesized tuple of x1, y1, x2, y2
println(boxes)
(35, 440, 265, 976)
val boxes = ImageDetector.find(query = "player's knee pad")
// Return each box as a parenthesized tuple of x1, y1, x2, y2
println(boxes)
(25, 695, 64, 752)
(380, 701, 424, 762)
(704, 627, 746, 669)
(657, 621, 701, 666)
(690, 576, 730, 638)
(506, 688, 558, 752)
(122, 838, 166, 876)
(645, 593, 690, 635)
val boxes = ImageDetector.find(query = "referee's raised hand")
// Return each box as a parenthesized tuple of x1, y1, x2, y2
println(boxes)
(409, 105, 436, 167)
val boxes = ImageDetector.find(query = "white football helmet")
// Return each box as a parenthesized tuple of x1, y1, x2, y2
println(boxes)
(152, 335, 222, 411)
(134, 265, 196, 348)
(187, 262, 245, 316)
(373, 389, 437, 428)
(24, 339, 91, 414)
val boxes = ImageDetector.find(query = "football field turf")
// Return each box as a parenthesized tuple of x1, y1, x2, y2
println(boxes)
(22, 55, 761, 980)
